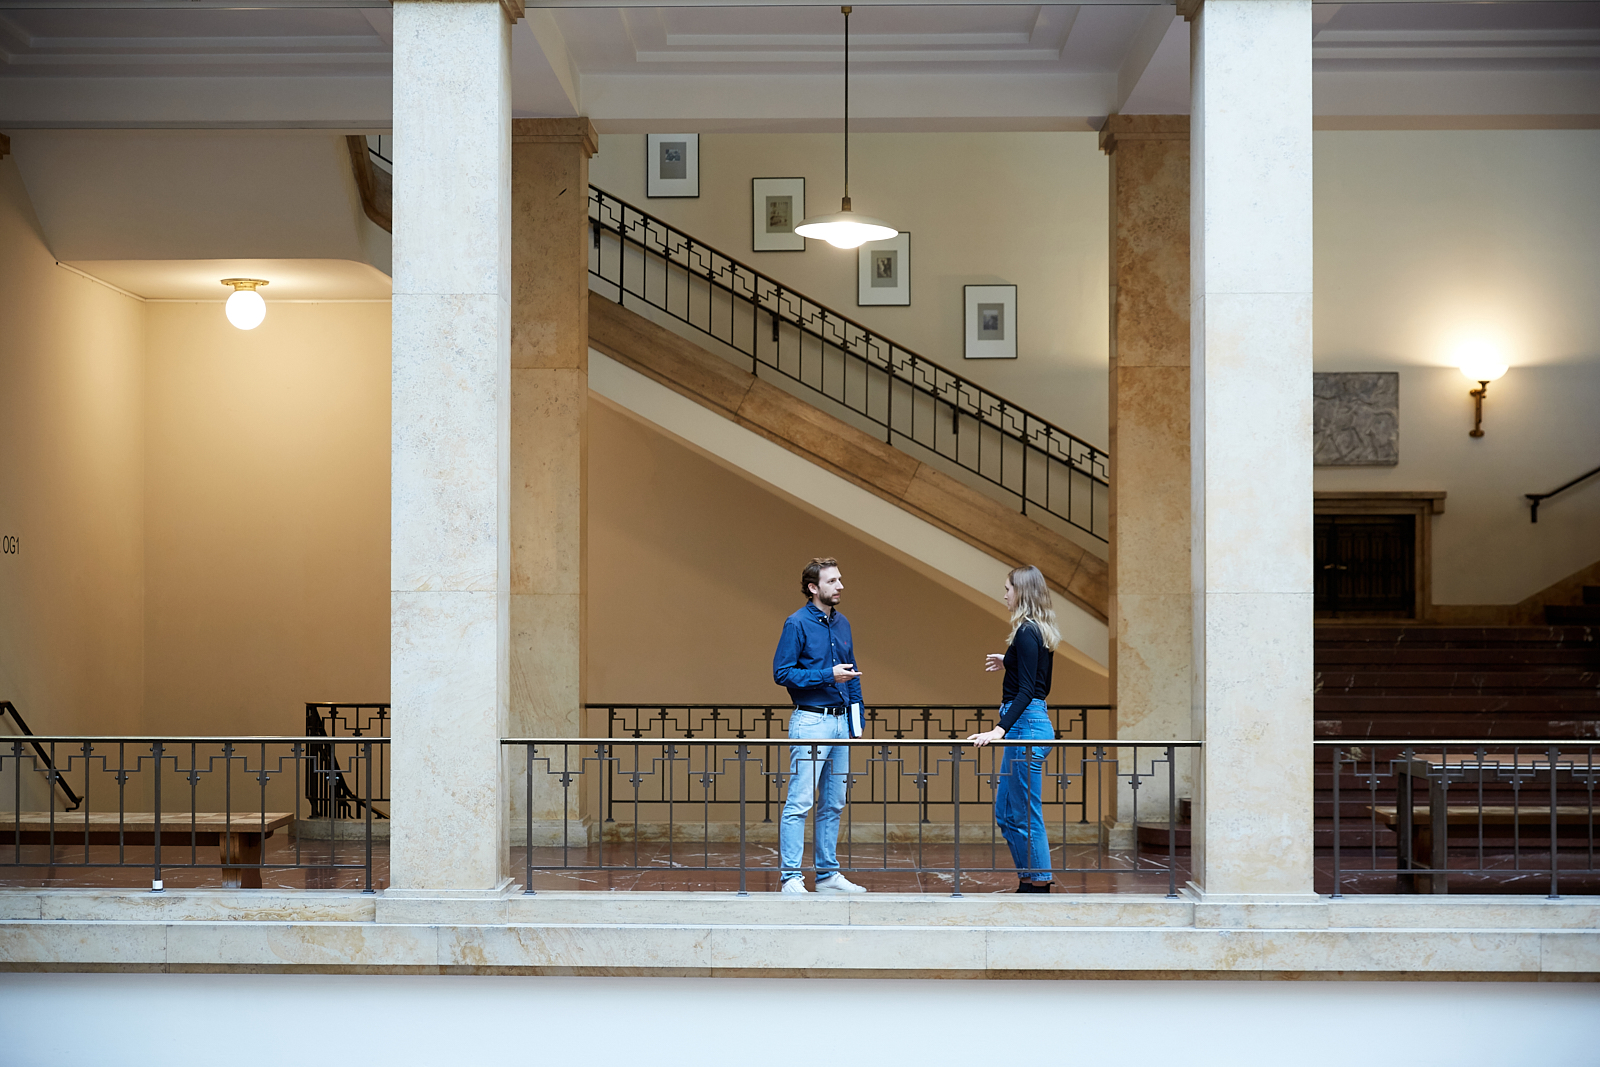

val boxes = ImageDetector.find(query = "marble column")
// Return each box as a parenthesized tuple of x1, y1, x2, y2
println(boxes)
(509, 118, 597, 846)
(1101, 116, 1193, 844)
(1188, 0, 1316, 901)
(387, 0, 518, 899)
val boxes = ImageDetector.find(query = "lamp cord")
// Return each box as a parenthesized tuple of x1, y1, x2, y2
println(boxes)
(843, 5, 851, 205)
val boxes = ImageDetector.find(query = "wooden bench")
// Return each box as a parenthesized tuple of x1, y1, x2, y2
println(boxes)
(4, 812, 294, 888)
(1368, 804, 1594, 894)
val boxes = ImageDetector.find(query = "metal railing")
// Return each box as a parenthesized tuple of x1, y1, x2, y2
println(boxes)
(2, 736, 387, 892)
(587, 703, 1111, 827)
(1321, 741, 1599, 898)
(588, 187, 1109, 542)
(305, 703, 390, 819)
(506, 737, 1195, 897)
(1527, 462, 1600, 522)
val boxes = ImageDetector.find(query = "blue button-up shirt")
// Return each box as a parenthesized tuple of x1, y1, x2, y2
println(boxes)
(772, 603, 863, 708)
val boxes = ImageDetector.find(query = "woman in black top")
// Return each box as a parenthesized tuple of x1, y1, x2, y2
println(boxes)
(968, 565, 1059, 892)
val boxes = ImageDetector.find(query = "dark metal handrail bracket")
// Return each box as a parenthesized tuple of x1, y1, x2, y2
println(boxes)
(588, 187, 1109, 542)
(1526, 462, 1600, 523)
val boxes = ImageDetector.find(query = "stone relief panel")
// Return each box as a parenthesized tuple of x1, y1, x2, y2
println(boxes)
(1313, 372, 1399, 466)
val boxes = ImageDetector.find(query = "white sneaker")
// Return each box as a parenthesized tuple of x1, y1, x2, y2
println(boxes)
(780, 878, 809, 894)
(815, 873, 867, 894)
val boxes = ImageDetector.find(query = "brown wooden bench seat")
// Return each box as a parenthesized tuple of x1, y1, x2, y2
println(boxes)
(3, 812, 294, 888)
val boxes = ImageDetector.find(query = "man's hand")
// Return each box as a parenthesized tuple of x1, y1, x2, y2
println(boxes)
(983, 653, 1005, 672)
(832, 663, 861, 683)
(968, 727, 1006, 747)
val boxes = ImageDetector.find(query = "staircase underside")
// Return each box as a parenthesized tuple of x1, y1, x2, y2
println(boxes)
(588, 292, 1109, 623)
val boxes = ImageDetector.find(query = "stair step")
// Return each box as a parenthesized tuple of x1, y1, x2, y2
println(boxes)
(1546, 605, 1600, 625)
(1314, 695, 1600, 712)
(1316, 626, 1598, 647)
(1316, 671, 1599, 692)
(1315, 650, 1595, 668)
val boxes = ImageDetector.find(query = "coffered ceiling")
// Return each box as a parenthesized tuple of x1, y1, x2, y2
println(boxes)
(0, 2, 1595, 128)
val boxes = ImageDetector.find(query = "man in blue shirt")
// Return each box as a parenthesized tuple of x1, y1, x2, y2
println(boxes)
(771, 557, 868, 894)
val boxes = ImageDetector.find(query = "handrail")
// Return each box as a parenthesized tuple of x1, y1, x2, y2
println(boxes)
(588, 186, 1109, 542)
(0, 701, 84, 811)
(1526, 462, 1600, 523)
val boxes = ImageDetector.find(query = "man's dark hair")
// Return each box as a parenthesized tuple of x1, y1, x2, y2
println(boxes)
(801, 557, 839, 600)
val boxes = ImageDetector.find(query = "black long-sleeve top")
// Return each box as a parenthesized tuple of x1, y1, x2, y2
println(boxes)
(998, 620, 1053, 732)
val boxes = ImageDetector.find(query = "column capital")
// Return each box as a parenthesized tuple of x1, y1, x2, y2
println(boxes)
(391, 0, 525, 25)
(1099, 115, 1190, 156)
(512, 117, 600, 158)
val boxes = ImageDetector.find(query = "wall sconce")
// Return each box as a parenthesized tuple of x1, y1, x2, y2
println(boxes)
(1458, 357, 1507, 438)
(221, 278, 269, 330)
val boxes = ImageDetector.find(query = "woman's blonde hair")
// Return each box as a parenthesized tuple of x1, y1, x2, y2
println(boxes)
(1005, 565, 1060, 651)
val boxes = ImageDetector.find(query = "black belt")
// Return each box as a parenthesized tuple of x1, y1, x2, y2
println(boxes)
(796, 704, 848, 715)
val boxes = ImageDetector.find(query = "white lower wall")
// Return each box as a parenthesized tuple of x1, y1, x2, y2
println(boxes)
(4, 973, 1596, 1065)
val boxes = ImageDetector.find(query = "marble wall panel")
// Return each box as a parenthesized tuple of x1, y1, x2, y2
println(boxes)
(392, 293, 511, 592)
(392, 2, 512, 299)
(389, 0, 513, 895)
(391, 589, 509, 891)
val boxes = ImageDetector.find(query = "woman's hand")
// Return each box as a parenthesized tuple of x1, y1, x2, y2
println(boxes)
(983, 653, 1005, 672)
(967, 727, 1005, 747)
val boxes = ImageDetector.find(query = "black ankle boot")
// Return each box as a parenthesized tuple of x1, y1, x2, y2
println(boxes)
(1017, 881, 1050, 893)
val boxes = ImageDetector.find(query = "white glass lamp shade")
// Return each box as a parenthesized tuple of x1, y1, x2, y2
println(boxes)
(1455, 340, 1507, 383)
(794, 209, 898, 250)
(1457, 358, 1507, 384)
(225, 289, 267, 330)
(221, 279, 269, 330)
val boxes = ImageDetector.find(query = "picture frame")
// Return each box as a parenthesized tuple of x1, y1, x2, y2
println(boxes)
(646, 133, 700, 198)
(963, 284, 1017, 359)
(857, 232, 910, 306)
(751, 177, 805, 252)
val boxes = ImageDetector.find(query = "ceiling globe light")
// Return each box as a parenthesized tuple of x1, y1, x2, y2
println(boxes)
(792, 6, 899, 251)
(222, 278, 269, 330)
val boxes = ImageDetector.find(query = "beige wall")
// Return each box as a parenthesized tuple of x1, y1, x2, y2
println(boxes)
(0, 159, 145, 735)
(142, 301, 390, 734)
(590, 132, 1112, 449)
(1314, 130, 1600, 605)
(587, 401, 1107, 712)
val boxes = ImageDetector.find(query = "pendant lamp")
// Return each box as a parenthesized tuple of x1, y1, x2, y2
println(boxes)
(793, 6, 899, 250)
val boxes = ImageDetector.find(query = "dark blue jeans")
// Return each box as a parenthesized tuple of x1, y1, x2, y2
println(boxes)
(995, 699, 1052, 882)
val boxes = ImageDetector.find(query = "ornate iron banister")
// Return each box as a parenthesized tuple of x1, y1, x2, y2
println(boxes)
(588, 186, 1109, 542)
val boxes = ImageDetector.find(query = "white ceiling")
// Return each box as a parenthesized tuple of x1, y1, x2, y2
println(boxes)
(0, 3, 1595, 128)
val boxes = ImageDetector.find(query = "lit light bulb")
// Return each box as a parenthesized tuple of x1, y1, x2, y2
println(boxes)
(1455, 339, 1507, 383)
(794, 200, 898, 250)
(221, 278, 269, 330)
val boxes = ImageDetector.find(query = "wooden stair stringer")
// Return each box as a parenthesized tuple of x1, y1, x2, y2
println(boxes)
(588, 292, 1109, 623)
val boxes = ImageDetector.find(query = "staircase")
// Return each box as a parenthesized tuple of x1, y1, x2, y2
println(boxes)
(1314, 624, 1600, 740)
(1545, 585, 1600, 625)
(586, 186, 1110, 621)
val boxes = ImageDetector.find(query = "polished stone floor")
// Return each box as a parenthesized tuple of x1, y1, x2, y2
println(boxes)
(4, 836, 1598, 894)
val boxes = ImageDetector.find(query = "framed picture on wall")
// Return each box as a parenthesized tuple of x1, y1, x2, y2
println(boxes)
(752, 177, 805, 251)
(964, 284, 1017, 359)
(857, 232, 910, 305)
(646, 134, 700, 198)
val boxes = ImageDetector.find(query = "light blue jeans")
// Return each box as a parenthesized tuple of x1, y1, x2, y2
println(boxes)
(780, 709, 850, 882)
(995, 699, 1053, 883)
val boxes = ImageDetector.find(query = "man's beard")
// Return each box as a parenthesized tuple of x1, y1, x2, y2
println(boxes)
(822, 591, 841, 606)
